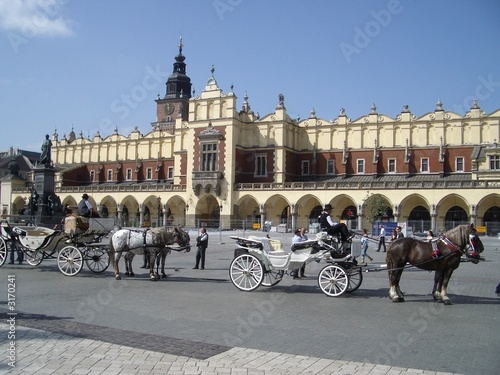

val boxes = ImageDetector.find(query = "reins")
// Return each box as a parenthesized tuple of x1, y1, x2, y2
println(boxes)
(379, 230, 475, 273)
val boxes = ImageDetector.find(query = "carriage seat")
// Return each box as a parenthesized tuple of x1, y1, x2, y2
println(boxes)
(248, 236, 287, 255)
(1, 220, 13, 240)
(64, 215, 89, 234)
(290, 239, 320, 253)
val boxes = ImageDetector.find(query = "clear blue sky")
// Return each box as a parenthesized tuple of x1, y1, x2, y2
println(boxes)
(1, 0, 499, 153)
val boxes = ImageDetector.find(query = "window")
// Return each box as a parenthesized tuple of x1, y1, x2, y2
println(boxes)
(357, 159, 365, 174)
(327, 159, 335, 175)
(126, 168, 132, 181)
(201, 142, 218, 171)
(146, 168, 153, 180)
(90, 170, 95, 182)
(421, 158, 429, 173)
(255, 154, 267, 176)
(456, 157, 464, 172)
(489, 155, 500, 170)
(388, 159, 396, 173)
(107, 169, 113, 181)
(301, 160, 310, 175)
(168, 167, 174, 180)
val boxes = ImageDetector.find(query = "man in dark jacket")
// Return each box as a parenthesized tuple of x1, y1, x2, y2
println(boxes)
(193, 227, 209, 270)
(319, 204, 352, 242)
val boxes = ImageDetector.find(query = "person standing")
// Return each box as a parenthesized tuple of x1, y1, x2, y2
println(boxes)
(360, 228, 373, 265)
(395, 226, 405, 239)
(390, 228, 397, 242)
(376, 225, 386, 252)
(426, 230, 434, 240)
(291, 227, 308, 279)
(193, 227, 209, 270)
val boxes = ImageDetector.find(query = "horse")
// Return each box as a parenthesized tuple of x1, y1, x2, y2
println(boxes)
(122, 247, 174, 279)
(109, 226, 191, 280)
(386, 224, 484, 305)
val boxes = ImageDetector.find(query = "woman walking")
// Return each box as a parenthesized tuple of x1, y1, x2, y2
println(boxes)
(360, 228, 373, 265)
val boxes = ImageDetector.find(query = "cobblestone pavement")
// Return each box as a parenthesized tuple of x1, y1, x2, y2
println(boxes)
(0, 319, 461, 375)
(1, 230, 499, 374)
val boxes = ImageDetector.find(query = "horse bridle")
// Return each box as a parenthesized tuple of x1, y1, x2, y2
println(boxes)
(439, 230, 478, 256)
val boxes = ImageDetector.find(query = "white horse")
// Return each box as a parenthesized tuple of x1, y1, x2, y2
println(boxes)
(109, 227, 190, 280)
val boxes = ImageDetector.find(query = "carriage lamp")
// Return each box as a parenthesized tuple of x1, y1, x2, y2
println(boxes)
(219, 204, 223, 211)
(185, 204, 189, 211)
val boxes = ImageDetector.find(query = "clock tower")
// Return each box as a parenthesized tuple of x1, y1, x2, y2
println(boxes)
(154, 37, 192, 127)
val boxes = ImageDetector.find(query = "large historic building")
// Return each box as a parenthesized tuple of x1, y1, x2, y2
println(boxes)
(6, 41, 500, 234)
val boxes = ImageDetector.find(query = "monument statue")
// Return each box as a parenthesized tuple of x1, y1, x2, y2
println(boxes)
(40, 134, 52, 166)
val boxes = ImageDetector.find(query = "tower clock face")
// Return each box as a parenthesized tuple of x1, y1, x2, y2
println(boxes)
(164, 103, 174, 115)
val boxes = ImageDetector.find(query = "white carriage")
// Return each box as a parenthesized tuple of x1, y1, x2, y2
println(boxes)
(0, 217, 115, 276)
(229, 232, 363, 297)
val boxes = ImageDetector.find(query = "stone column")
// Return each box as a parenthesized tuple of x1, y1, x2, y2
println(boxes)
(117, 204, 123, 226)
(431, 204, 437, 233)
(291, 204, 297, 232)
(139, 204, 145, 227)
(357, 204, 363, 230)
(260, 204, 266, 232)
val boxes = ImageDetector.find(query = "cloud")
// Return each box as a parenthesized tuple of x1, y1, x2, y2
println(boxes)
(0, 0, 73, 37)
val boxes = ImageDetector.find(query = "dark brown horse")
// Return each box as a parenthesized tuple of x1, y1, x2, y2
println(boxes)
(386, 224, 484, 305)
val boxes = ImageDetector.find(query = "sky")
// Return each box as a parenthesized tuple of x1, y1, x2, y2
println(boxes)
(1, 0, 500, 153)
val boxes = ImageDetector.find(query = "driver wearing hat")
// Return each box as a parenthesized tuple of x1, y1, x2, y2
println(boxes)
(318, 204, 353, 242)
(78, 193, 96, 218)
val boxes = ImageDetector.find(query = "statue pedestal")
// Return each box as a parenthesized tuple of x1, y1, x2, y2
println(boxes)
(32, 166, 62, 226)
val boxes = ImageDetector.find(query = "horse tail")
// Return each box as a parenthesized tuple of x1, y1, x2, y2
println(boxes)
(108, 235, 115, 264)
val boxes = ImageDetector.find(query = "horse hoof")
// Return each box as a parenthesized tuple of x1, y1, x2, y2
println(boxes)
(130, 272, 135, 277)
(392, 297, 404, 302)
(161, 274, 167, 279)
(443, 299, 452, 305)
(125, 272, 130, 277)
(115, 275, 121, 280)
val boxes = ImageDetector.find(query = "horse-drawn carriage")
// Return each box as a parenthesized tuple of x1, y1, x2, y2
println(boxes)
(229, 232, 363, 297)
(0, 217, 115, 276)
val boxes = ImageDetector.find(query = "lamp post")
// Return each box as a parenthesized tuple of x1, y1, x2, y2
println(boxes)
(219, 204, 224, 244)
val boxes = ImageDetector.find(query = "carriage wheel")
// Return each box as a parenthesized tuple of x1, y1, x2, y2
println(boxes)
(0, 238, 7, 267)
(58, 246, 83, 276)
(318, 264, 349, 297)
(344, 265, 363, 293)
(85, 247, 110, 273)
(261, 270, 284, 287)
(25, 250, 43, 266)
(229, 253, 264, 291)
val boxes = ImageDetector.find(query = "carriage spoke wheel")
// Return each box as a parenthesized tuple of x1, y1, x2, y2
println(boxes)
(318, 264, 349, 297)
(0, 238, 7, 267)
(25, 249, 43, 266)
(58, 246, 83, 276)
(85, 247, 110, 273)
(229, 254, 264, 291)
(345, 265, 363, 293)
(262, 270, 284, 287)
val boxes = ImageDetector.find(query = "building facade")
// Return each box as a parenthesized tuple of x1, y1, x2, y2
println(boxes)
(7, 42, 500, 234)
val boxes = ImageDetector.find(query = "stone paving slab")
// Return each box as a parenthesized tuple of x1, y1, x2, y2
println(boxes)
(0, 321, 462, 375)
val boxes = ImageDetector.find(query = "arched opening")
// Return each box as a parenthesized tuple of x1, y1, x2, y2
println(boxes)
(483, 206, 500, 235)
(408, 205, 431, 233)
(444, 206, 468, 230)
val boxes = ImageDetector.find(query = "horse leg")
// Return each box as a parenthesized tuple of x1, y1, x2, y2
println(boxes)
(113, 252, 123, 280)
(124, 253, 135, 277)
(387, 254, 404, 302)
(161, 250, 168, 279)
(149, 251, 158, 281)
(387, 258, 405, 302)
(440, 269, 455, 305)
(432, 270, 443, 302)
